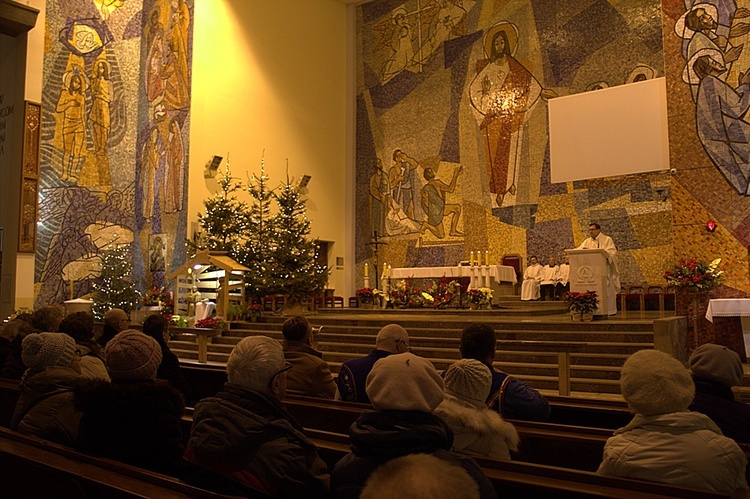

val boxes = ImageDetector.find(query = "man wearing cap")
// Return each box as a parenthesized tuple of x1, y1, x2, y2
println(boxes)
(598, 350, 748, 495)
(185, 336, 330, 498)
(460, 323, 550, 421)
(336, 323, 410, 403)
(688, 343, 750, 443)
(331, 352, 497, 498)
(11, 332, 83, 446)
(76, 330, 185, 475)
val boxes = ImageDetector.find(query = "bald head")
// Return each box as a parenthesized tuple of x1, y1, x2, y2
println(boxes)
(104, 308, 129, 332)
(375, 324, 409, 353)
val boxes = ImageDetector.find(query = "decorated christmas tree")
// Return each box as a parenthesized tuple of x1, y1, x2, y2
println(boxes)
(270, 172, 328, 302)
(238, 157, 277, 298)
(92, 246, 141, 319)
(191, 158, 250, 258)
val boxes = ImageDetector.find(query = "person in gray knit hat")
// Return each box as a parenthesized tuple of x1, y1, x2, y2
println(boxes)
(598, 349, 748, 495)
(688, 343, 750, 443)
(11, 332, 83, 446)
(434, 359, 519, 460)
(76, 330, 184, 475)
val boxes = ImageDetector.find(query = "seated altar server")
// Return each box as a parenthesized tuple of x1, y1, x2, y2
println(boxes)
(539, 257, 558, 301)
(555, 255, 570, 300)
(520, 256, 542, 301)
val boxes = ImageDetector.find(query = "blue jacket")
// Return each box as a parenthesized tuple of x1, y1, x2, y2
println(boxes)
(487, 367, 550, 421)
(336, 349, 392, 403)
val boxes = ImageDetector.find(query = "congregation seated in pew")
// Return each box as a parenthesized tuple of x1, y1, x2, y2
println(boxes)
(282, 316, 337, 399)
(459, 323, 551, 421)
(688, 343, 750, 444)
(185, 335, 330, 497)
(331, 352, 497, 498)
(434, 359, 519, 460)
(58, 311, 109, 381)
(75, 330, 186, 476)
(11, 332, 82, 447)
(598, 349, 748, 495)
(336, 323, 410, 403)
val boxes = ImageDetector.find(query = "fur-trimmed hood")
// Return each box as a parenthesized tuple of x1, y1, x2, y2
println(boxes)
(434, 394, 519, 459)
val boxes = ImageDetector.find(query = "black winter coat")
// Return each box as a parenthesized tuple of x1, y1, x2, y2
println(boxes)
(75, 379, 185, 475)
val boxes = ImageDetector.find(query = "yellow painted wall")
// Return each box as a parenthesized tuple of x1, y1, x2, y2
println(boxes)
(189, 0, 350, 296)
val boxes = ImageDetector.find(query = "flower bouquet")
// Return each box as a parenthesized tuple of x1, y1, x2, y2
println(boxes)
(664, 258, 723, 292)
(426, 277, 461, 309)
(466, 287, 493, 308)
(389, 278, 428, 308)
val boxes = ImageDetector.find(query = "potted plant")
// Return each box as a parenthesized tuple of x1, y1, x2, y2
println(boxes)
(356, 287, 375, 308)
(245, 303, 263, 322)
(566, 290, 599, 321)
(195, 316, 225, 330)
(466, 287, 493, 309)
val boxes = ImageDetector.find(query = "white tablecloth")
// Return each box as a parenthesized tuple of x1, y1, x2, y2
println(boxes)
(388, 265, 517, 284)
(705, 298, 750, 322)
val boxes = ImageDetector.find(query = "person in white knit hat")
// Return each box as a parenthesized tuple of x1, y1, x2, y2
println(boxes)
(598, 349, 748, 495)
(688, 343, 750, 443)
(434, 359, 519, 460)
(332, 353, 498, 498)
(11, 332, 83, 446)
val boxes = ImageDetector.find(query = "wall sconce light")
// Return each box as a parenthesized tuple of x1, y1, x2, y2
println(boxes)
(706, 220, 717, 232)
(204, 155, 223, 179)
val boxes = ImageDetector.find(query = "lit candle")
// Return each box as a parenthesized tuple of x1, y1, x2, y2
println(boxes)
(485, 250, 489, 266)
(364, 263, 369, 278)
(383, 263, 387, 277)
(476, 250, 481, 266)
(470, 251, 474, 265)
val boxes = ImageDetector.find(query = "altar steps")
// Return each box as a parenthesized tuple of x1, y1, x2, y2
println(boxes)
(169, 313, 658, 395)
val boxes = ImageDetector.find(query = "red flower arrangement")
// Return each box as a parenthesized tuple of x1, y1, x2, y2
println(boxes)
(195, 316, 223, 329)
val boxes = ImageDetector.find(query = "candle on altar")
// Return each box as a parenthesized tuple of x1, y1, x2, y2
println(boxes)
(476, 250, 481, 266)
(364, 263, 369, 278)
(485, 250, 489, 266)
(383, 263, 387, 277)
(470, 251, 474, 265)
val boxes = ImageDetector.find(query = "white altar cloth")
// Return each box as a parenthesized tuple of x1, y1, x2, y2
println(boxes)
(388, 265, 517, 284)
(705, 298, 750, 322)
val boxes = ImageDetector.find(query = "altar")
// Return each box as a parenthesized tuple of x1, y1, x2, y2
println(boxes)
(388, 265, 517, 289)
(705, 298, 750, 360)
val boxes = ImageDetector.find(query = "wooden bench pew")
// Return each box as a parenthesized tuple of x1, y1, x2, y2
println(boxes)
(300, 427, 727, 498)
(0, 426, 233, 498)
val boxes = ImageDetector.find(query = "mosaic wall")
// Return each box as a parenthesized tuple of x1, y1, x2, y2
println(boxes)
(35, 0, 193, 308)
(355, 0, 750, 294)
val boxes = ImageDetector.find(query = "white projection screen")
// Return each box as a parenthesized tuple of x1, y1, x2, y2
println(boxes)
(548, 77, 669, 183)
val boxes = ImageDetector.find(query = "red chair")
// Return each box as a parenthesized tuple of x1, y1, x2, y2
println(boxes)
(501, 254, 523, 293)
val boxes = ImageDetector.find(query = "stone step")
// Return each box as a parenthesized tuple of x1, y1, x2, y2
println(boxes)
(217, 327, 655, 344)
(227, 316, 657, 333)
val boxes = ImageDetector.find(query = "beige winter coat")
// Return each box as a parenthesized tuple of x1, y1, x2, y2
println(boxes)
(598, 411, 748, 494)
(434, 393, 520, 460)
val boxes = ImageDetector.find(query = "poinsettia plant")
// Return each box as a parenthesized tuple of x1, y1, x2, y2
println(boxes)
(195, 316, 224, 329)
(566, 290, 599, 314)
(664, 258, 723, 292)
(356, 287, 375, 302)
